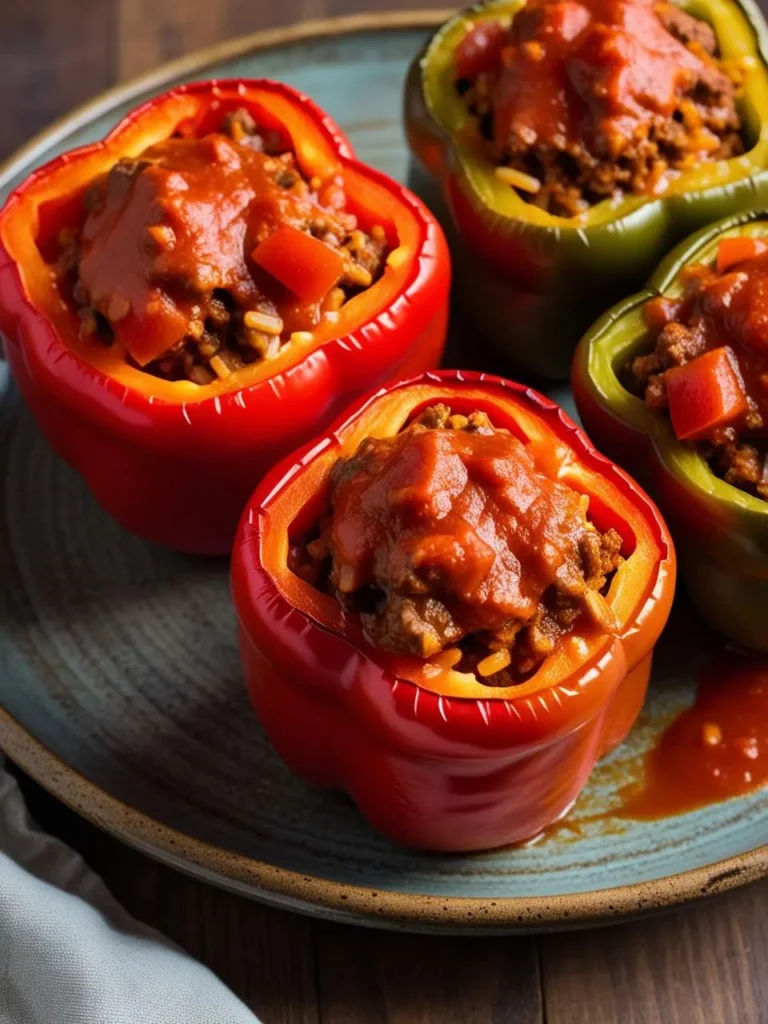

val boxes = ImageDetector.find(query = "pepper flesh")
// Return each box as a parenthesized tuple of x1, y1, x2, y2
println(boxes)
(0, 80, 449, 554)
(231, 370, 675, 851)
(251, 225, 346, 305)
(404, 0, 768, 378)
(717, 235, 768, 271)
(665, 347, 749, 441)
(573, 208, 768, 650)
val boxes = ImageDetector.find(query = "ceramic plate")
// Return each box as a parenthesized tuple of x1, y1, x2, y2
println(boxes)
(1, 12, 767, 934)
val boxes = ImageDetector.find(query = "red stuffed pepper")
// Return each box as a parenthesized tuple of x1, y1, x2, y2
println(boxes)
(0, 80, 449, 554)
(232, 370, 675, 851)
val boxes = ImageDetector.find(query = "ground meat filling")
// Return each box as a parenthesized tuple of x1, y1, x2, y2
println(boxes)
(291, 406, 623, 684)
(57, 108, 388, 384)
(457, 0, 744, 217)
(630, 251, 768, 500)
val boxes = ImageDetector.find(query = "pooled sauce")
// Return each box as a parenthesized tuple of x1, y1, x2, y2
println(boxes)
(619, 654, 768, 819)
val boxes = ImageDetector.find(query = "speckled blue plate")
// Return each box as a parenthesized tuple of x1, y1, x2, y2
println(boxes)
(1, 11, 767, 934)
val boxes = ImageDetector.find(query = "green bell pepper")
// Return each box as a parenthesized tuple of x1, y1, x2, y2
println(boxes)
(405, 0, 768, 379)
(572, 208, 768, 650)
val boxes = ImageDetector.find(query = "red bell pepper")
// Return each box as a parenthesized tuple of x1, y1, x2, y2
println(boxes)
(251, 225, 345, 304)
(666, 346, 748, 441)
(231, 370, 675, 852)
(0, 80, 449, 554)
(716, 236, 768, 273)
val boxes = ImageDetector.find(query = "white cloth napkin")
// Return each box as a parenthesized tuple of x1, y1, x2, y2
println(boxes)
(0, 759, 260, 1024)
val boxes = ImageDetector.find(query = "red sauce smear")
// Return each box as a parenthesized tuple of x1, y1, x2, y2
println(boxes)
(620, 655, 768, 819)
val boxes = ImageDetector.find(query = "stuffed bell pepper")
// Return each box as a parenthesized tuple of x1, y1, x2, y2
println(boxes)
(0, 80, 449, 554)
(405, 0, 768, 378)
(232, 370, 675, 851)
(574, 209, 768, 650)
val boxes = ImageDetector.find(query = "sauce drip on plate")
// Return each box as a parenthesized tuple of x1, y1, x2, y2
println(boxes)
(619, 655, 768, 819)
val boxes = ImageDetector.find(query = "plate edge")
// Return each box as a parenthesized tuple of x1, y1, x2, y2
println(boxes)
(1, 706, 766, 931)
(0, 9, 454, 193)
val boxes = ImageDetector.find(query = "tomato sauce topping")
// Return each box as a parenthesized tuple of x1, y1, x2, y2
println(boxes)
(291, 404, 623, 683)
(56, 109, 387, 385)
(455, 0, 743, 215)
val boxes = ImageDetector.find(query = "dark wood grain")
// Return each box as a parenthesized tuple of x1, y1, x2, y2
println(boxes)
(541, 885, 768, 1024)
(114, 0, 451, 81)
(314, 921, 542, 1023)
(0, 0, 117, 158)
(17, 774, 768, 1024)
(3, 2, 768, 1022)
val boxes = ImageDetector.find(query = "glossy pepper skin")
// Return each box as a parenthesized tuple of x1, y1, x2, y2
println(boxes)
(0, 80, 449, 555)
(573, 209, 768, 651)
(231, 370, 675, 852)
(404, 0, 768, 380)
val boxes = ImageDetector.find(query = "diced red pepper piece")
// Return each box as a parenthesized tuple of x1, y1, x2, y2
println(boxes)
(121, 290, 191, 367)
(252, 225, 345, 304)
(644, 295, 683, 335)
(666, 346, 748, 441)
(455, 21, 508, 81)
(717, 237, 768, 273)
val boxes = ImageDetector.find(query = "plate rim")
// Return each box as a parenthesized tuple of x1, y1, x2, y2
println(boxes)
(2, 8, 767, 932)
(0, 8, 454, 193)
(3, 705, 766, 932)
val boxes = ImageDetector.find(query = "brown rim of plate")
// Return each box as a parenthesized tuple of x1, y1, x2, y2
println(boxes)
(0, 10, 454, 193)
(2, 704, 767, 930)
(1, 9, 767, 932)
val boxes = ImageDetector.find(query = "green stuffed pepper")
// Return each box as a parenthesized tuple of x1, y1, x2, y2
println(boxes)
(573, 208, 768, 650)
(405, 0, 768, 379)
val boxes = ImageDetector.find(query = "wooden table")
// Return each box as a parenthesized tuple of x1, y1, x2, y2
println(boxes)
(2, 1, 768, 1020)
